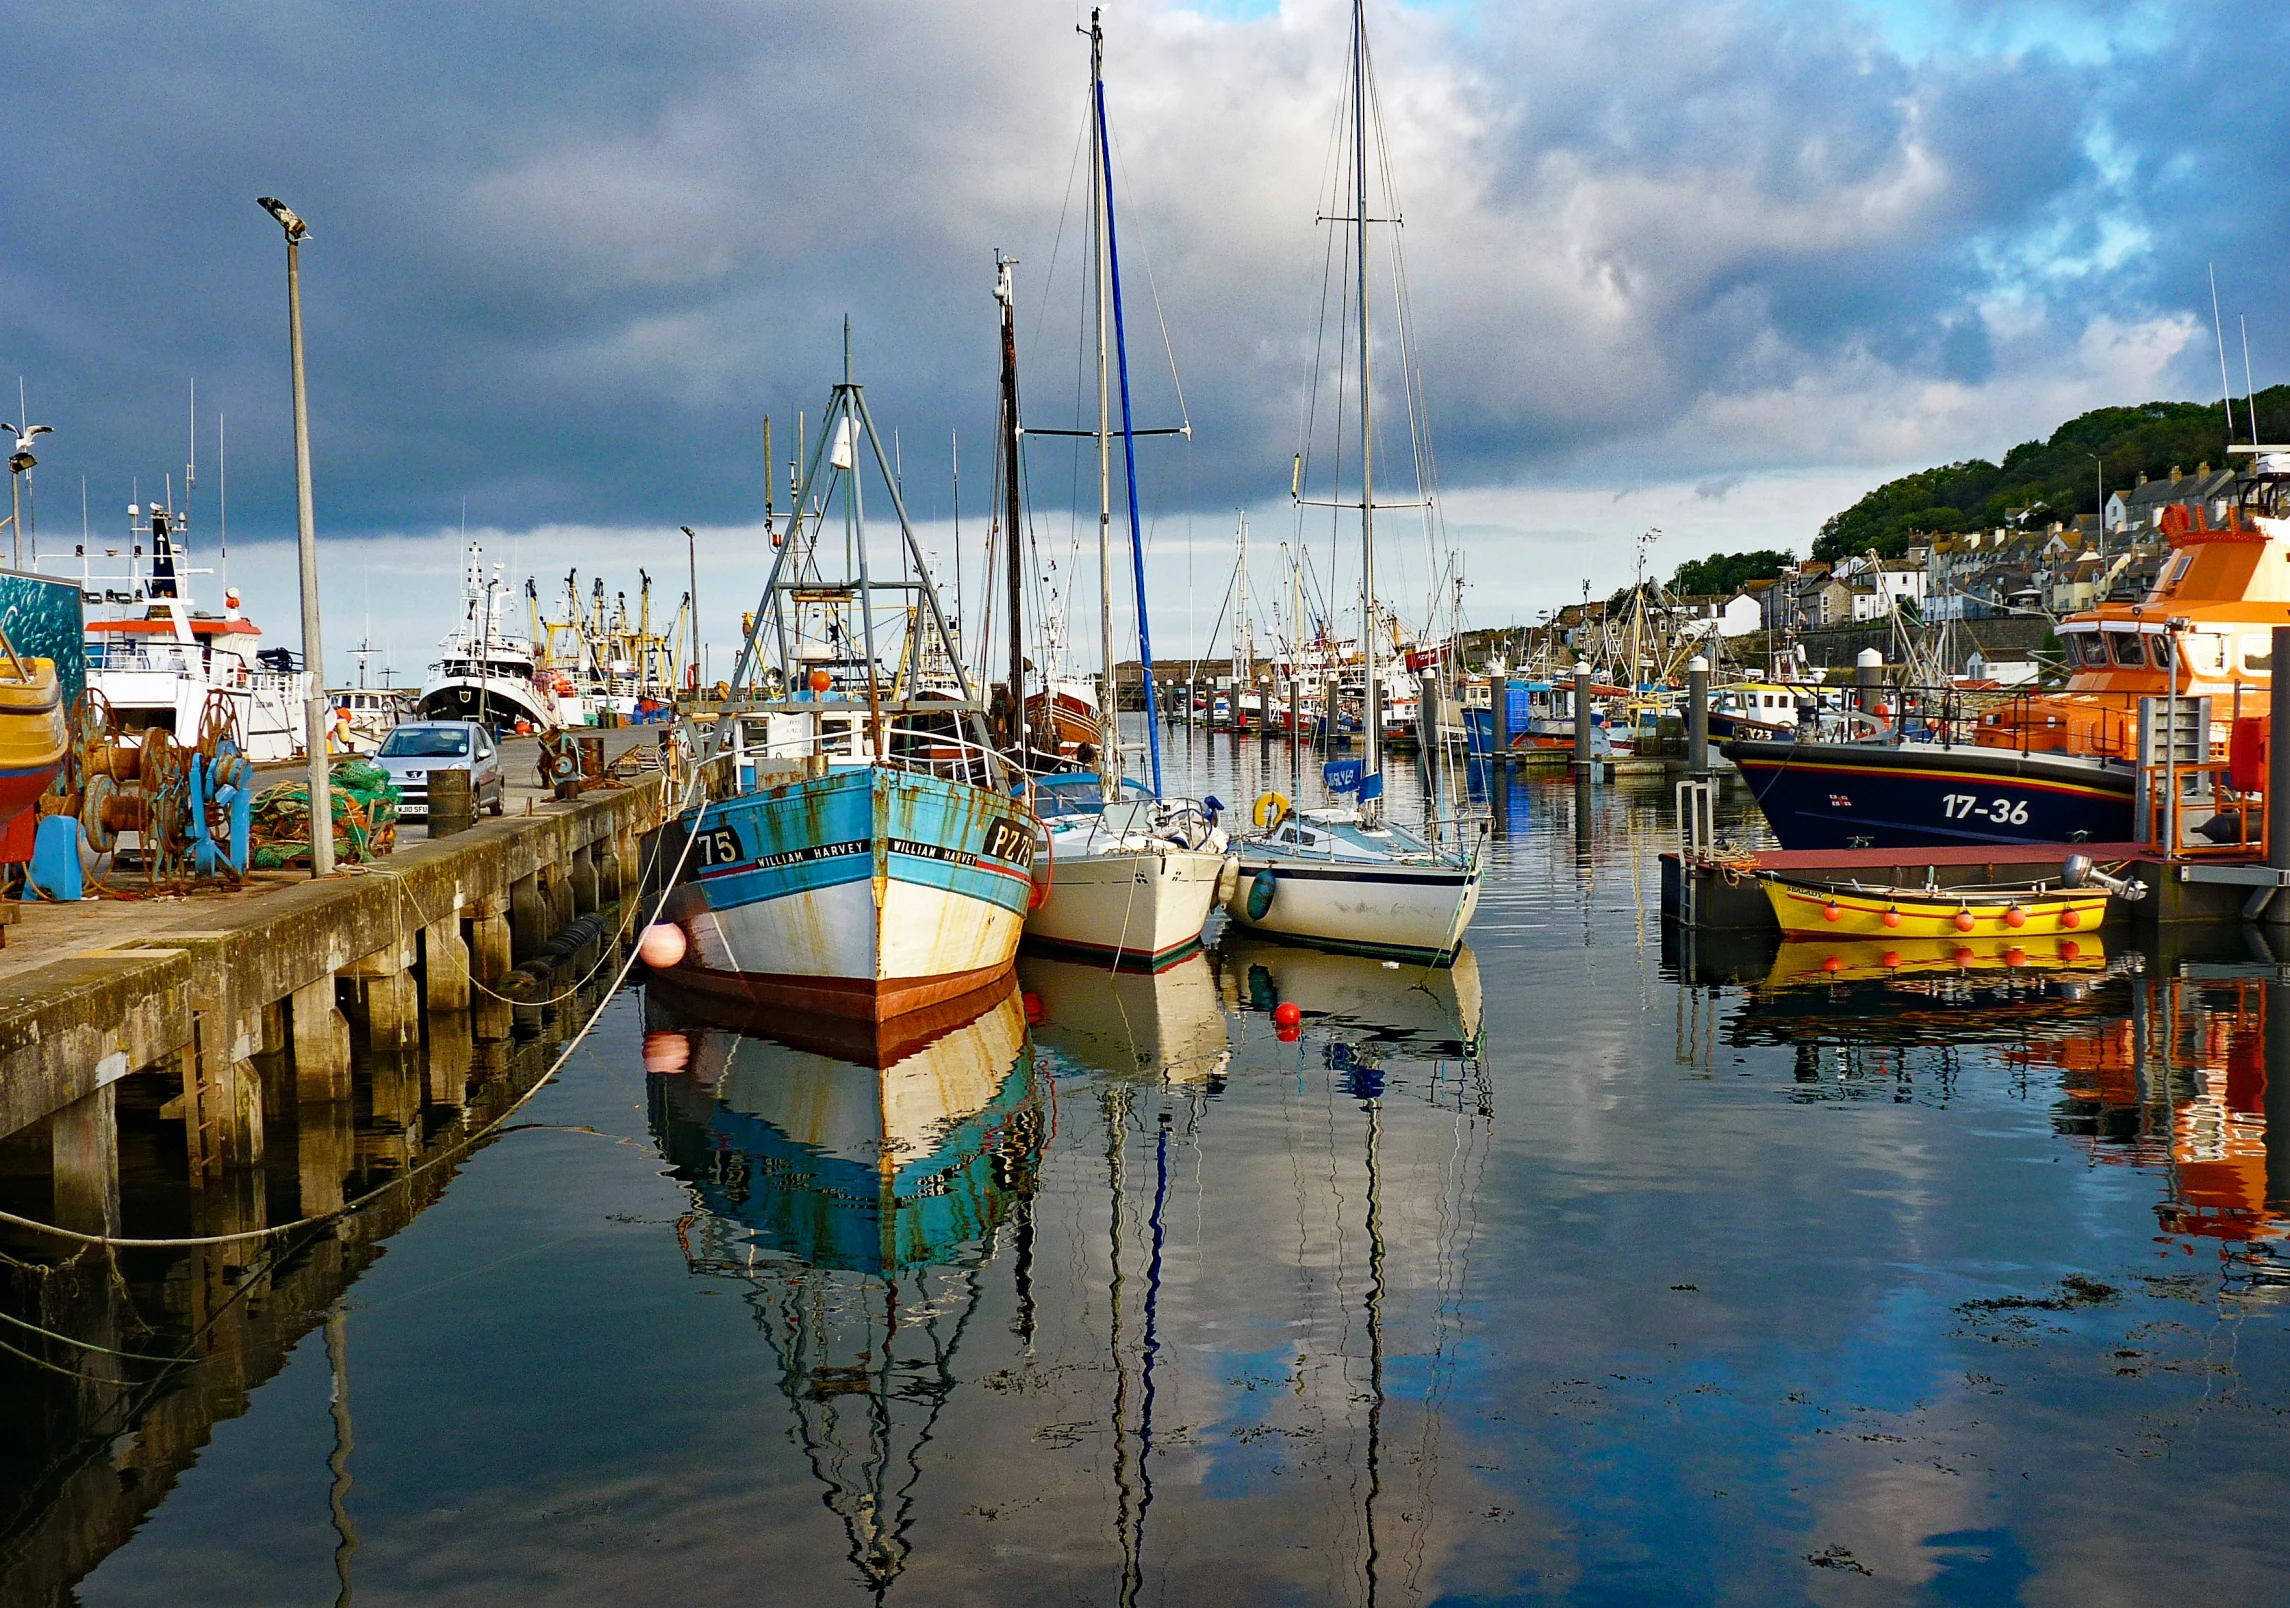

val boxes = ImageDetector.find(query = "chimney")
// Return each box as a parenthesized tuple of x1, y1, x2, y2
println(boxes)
(2171, 464, 2183, 484)
(2197, 461, 2209, 477)
(2137, 471, 2148, 487)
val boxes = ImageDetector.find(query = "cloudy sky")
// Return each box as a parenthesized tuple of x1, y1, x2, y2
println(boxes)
(2, 0, 2278, 679)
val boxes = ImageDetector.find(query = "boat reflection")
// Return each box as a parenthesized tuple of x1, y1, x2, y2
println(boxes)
(643, 980, 1044, 1590)
(1213, 935, 1484, 1061)
(1727, 945, 2290, 1244)
(1017, 949, 1232, 1086)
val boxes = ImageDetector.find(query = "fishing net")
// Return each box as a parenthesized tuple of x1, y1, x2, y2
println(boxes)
(249, 758, 400, 869)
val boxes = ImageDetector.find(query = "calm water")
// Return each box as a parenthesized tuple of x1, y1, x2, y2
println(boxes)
(24, 729, 2290, 1605)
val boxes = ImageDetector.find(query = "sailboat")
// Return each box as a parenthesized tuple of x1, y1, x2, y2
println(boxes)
(1222, 0, 1483, 966)
(1013, 16, 1231, 971)
(651, 335, 1039, 1022)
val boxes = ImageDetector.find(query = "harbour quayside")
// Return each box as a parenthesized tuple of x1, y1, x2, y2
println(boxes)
(1725, 457, 2290, 852)
(644, 335, 1039, 1022)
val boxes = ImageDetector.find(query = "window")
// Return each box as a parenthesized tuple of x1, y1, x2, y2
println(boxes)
(2147, 634, 2174, 670)
(378, 727, 470, 758)
(2242, 634, 2275, 674)
(2163, 552, 2193, 589)
(2069, 634, 2107, 668)
(2185, 634, 2226, 676)
(2108, 631, 2147, 667)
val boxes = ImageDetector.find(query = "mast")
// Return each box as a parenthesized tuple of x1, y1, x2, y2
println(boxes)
(1235, 512, 1250, 700)
(1354, 0, 1381, 807)
(1090, 11, 1117, 796)
(1097, 13, 1167, 797)
(997, 252, 1029, 767)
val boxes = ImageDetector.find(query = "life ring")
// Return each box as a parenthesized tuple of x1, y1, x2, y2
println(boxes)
(1251, 791, 1292, 830)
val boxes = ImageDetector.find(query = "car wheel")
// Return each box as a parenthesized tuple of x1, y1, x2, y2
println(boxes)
(487, 782, 504, 817)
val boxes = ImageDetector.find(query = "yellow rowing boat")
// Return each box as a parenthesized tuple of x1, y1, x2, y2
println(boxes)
(1765, 934, 2105, 986)
(1761, 874, 2111, 939)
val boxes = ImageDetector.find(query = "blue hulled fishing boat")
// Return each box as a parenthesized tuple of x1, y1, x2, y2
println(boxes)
(651, 338, 1039, 1022)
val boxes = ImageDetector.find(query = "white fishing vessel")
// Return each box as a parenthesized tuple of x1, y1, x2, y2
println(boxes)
(417, 544, 572, 733)
(1223, 0, 1483, 965)
(66, 499, 309, 760)
(650, 339, 1039, 1022)
(1006, 23, 1229, 968)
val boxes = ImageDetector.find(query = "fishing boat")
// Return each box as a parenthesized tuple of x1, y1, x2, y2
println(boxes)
(68, 500, 310, 760)
(0, 622, 66, 851)
(1725, 463, 2290, 850)
(650, 340, 1039, 1022)
(1003, 31, 1228, 970)
(1223, 0, 1484, 964)
(416, 544, 574, 734)
(1760, 872, 2114, 940)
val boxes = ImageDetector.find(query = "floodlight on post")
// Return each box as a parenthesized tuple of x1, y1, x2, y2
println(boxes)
(260, 193, 332, 876)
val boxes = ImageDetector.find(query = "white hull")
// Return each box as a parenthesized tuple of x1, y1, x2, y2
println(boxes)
(418, 674, 562, 733)
(1023, 843, 1225, 964)
(1215, 937, 1483, 1055)
(1227, 856, 1481, 963)
(670, 873, 1023, 995)
(93, 667, 309, 762)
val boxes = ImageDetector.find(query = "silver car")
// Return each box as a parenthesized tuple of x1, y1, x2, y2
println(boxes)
(372, 720, 506, 819)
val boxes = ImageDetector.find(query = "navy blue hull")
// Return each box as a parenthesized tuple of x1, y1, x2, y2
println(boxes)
(1726, 740, 2134, 851)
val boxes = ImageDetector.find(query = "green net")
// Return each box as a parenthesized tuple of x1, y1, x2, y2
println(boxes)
(249, 758, 401, 869)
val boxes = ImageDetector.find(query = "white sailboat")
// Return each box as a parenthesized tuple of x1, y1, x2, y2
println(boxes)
(1223, 0, 1483, 966)
(1011, 22, 1229, 970)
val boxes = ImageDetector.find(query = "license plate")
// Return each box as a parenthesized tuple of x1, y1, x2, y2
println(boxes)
(399, 802, 428, 817)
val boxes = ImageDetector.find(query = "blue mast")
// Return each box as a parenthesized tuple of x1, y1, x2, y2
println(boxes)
(1094, 34, 1165, 799)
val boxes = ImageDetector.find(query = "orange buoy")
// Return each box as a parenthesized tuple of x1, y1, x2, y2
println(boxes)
(1022, 991, 1045, 1025)
(2004, 905, 2026, 928)
(2060, 908, 2081, 929)
(2005, 946, 2027, 967)
(2060, 941, 2083, 962)
(1273, 1002, 1303, 1028)
(1953, 945, 1975, 966)
(1880, 950, 1902, 968)
(1276, 1023, 1302, 1044)
(1953, 909, 1977, 932)
(1820, 955, 1842, 973)
(809, 667, 833, 694)
(1823, 901, 1843, 923)
(1882, 908, 1902, 928)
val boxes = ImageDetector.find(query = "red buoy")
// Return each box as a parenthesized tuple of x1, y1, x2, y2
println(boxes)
(2004, 905, 2026, 929)
(2060, 941, 2083, 962)
(1953, 909, 1977, 932)
(2060, 908, 2081, 929)
(1953, 946, 1975, 966)
(2005, 946, 2027, 967)
(1276, 1023, 1302, 1044)
(1880, 950, 1902, 968)
(1272, 1001, 1303, 1028)
(1021, 991, 1045, 1025)
(1882, 908, 1902, 928)
(1823, 901, 1843, 923)
(1820, 955, 1842, 973)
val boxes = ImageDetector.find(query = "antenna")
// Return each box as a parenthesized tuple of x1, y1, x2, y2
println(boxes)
(2210, 264, 2237, 440)
(218, 413, 228, 589)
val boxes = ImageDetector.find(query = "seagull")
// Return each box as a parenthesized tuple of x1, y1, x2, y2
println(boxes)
(4, 422, 51, 458)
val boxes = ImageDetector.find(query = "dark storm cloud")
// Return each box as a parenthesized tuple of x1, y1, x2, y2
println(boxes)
(1, 0, 2282, 557)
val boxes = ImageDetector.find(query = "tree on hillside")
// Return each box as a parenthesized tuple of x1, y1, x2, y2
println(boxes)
(1669, 549, 1794, 597)
(1810, 385, 2290, 562)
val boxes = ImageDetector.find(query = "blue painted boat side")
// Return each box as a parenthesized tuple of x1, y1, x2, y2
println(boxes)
(1732, 749, 2133, 851)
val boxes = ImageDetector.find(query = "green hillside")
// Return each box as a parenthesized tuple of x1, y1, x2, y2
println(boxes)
(1810, 385, 2290, 563)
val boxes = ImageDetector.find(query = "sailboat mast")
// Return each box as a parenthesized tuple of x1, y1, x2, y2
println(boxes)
(1091, 12, 1118, 796)
(1354, 0, 1381, 799)
(998, 253, 1029, 767)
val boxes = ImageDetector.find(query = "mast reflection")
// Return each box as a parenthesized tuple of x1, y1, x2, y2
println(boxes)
(643, 979, 1044, 1595)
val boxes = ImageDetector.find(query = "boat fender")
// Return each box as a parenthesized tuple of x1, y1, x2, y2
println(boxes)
(2003, 905, 2026, 928)
(1251, 791, 1292, 830)
(1245, 868, 1278, 922)
(1953, 909, 1976, 932)
(1213, 854, 1241, 909)
(637, 922, 688, 968)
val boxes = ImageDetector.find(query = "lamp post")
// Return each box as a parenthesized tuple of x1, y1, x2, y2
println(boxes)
(2088, 452, 2105, 541)
(260, 195, 333, 876)
(5, 420, 51, 571)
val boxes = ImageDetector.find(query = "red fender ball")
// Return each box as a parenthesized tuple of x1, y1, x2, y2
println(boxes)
(2060, 908, 2080, 929)
(1022, 991, 1045, 1026)
(1953, 910, 1977, 932)
(1276, 1023, 1302, 1044)
(1820, 955, 1842, 973)
(2004, 905, 2027, 928)
(1822, 901, 1843, 923)
(1272, 1002, 1303, 1028)
(1882, 908, 1902, 928)
(1880, 950, 1902, 969)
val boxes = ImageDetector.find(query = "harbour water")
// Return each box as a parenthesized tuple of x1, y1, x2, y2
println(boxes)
(33, 729, 2290, 1605)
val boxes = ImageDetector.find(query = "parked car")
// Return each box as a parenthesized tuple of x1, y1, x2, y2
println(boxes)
(372, 720, 505, 819)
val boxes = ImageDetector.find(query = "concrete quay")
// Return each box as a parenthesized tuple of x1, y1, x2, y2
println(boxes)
(0, 732, 676, 1239)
